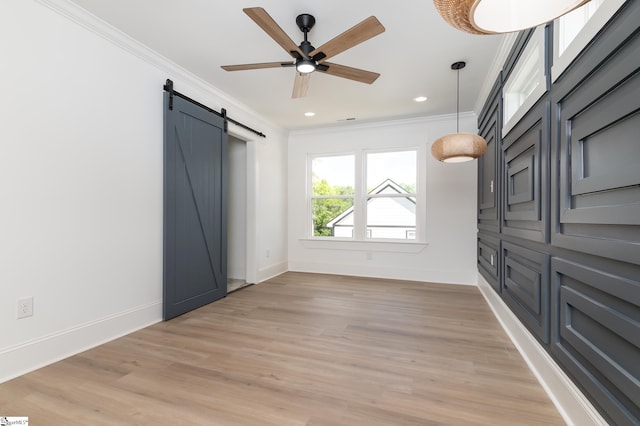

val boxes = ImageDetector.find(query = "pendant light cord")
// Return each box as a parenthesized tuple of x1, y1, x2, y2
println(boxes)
(456, 66, 460, 133)
(450, 61, 465, 133)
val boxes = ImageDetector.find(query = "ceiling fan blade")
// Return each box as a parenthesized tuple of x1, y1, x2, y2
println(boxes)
(309, 16, 385, 62)
(243, 7, 305, 59)
(221, 62, 294, 71)
(317, 62, 380, 84)
(292, 73, 311, 98)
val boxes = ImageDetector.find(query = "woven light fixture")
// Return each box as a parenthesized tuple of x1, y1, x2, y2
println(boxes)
(431, 61, 487, 163)
(433, 0, 487, 35)
(433, 0, 592, 34)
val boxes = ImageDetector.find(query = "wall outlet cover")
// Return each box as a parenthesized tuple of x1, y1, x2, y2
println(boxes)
(17, 297, 34, 319)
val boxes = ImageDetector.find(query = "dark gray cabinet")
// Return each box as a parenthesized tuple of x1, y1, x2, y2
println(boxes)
(477, 75, 502, 234)
(502, 97, 549, 243)
(502, 242, 550, 344)
(551, 0, 640, 267)
(551, 257, 640, 425)
(476, 1, 640, 423)
(478, 232, 500, 292)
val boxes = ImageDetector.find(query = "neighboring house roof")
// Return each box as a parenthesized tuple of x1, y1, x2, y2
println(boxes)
(326, 179, 416, 228)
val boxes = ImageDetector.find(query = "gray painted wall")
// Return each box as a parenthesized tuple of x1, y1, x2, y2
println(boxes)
(477, 2, 640, 424)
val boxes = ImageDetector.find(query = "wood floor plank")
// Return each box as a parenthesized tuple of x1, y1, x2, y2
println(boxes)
(0, 272, 564, 425)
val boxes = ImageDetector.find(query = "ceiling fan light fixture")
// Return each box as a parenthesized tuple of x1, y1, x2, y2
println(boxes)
(431, 61, 487, 163)
(296, 59, 316, 74)
(433, 0, 591, 34)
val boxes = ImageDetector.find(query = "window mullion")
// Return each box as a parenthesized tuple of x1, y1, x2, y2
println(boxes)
(353, 149, 366, 240)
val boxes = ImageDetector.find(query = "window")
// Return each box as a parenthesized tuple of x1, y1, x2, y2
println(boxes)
(310, 155, 354, 237)
(309, 149, 419, 241)
(365, 151, 417, 240)
(552, 0, 625, 81)
(557, 0, 604, 56)
(503, 26, 546, 136)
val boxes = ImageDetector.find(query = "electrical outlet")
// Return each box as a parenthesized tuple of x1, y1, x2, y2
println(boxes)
(366, 252, 372, 260)
(265, 249, 270, 258)
(17, 297, 34, 319)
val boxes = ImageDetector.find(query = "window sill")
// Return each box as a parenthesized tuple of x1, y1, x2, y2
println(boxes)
(299, 238, 428, 253)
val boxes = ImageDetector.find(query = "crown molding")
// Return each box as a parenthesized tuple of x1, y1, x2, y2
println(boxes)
(289, 111, 478, 137)
(33, 0, 283, 136)
(474, 31, 518, 115)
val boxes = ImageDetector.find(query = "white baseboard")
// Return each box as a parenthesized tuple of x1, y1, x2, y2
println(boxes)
(257, 261, 288, 283)
(288, 261, 476, 285)
(0, 302, 162, 384)
(477, 274, 607, 426)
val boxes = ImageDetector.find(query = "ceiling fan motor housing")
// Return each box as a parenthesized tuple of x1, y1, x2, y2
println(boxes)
(299, 41, 315, 57)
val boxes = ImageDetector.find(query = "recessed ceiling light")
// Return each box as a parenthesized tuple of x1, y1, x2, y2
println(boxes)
(414, 96, 428, 102)
(304, 112, 315, 117)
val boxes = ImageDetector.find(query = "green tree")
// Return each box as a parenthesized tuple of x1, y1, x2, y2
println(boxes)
(399, 183, 416, 193)
(312, 178, 354, 236)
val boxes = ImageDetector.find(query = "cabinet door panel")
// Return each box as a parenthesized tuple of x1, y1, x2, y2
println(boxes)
(478, 233, 500, 292)
(478, 76, 501, 233)
(551, 257, 640, 425)
(551, 3, 640, 266)
(501, 99, 549, 243)
(502, 242, 550, 343)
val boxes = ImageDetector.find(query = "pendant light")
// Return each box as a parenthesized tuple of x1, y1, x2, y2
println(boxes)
(433, 0, 592, 34)
(431, 61, 487, 163)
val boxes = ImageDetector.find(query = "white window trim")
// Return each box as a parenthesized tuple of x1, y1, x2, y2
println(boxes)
(308, 152, 356, 239)
(552, 0, 626, 82)
(306, 146, 425, 244)
(502, 26, 547, 137)
(364, 147, 419, 241)
(299, 238, 428, 253)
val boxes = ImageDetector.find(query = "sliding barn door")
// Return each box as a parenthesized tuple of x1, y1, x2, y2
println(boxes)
(163, 93, 227, 320)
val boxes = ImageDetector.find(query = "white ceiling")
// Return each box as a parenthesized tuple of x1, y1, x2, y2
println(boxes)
(68, 0, 506, 130)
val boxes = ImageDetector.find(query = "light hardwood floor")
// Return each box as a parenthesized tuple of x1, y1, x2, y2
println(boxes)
(0, 272, 564, 425)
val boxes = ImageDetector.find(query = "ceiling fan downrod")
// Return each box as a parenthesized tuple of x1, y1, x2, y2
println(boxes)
(296, 14, 316, 58)
(295, 13, 318, 72)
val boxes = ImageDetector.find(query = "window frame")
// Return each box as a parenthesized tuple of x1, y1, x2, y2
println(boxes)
(308, 152, 356, 239)
(307, 146, 423, 243)
(364, 148, 418, 241)
(552, 0, 626, 82)
(502, 26, 547, 137)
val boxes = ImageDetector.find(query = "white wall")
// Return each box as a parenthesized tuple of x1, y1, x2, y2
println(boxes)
(253, 131, 289, 282)
(288, 115, 479, 285)
(0, 0, 288, 382)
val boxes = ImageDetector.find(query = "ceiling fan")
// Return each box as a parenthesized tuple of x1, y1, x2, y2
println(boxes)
(221, 7, 385, 98)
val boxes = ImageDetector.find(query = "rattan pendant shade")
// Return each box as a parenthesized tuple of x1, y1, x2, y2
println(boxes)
(431, 61, 487, 163)
(433, 0, 592, 34)
(433, 0, 487, 35)
(431, 133, 487, 163)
